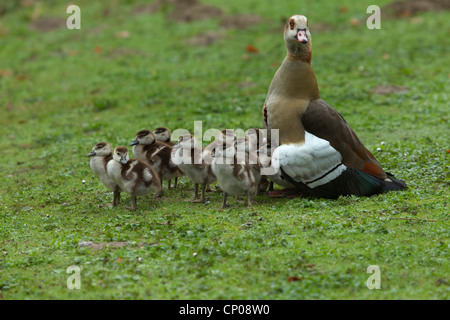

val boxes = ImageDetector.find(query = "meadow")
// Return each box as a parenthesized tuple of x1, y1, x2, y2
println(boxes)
(0, 0, 448, 299)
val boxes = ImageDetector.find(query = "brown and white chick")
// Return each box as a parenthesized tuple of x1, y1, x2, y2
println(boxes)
(211, 137, 261, 208)
(257, 143, 295, 194)
(106, 146, 162, 210)
(245, 128, 269, 194)
(172, 134, 216, 202)
(154, 126, 183, 188)
(154, 127, 175, 146)
(87, 142, 121, 206)
(130, 129, 183, 191)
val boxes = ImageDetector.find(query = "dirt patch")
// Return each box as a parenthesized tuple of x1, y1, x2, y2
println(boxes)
(78, 241, 129, 250)
(109, 47, 146, 58)
(131, 1, 265, 46)
(220, 14, 264, 30)
(131, 2, 162, 16)
(371, 85, 409, 95)
(78, 241, 158, 250)
(133, 0, 223, 21)
(383, 0, 450, 18)
(169, 0, 222, 22)
(237, 81, 257, 88)
(184, 31, 225, 46)
(29, 16, 66, 33)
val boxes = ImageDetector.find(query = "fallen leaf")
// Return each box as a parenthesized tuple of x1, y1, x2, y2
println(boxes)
(93, 46, 102, 54)
(350, 18, 360, 26)
(116, 257, 122, 263)
(245, 45, 259, 53)
(340, 6, 349, 13)
(288, 276, 302, 282)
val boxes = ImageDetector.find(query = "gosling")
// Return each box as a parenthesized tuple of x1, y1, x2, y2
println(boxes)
(107, 146, 162, 210)
(211, 138, 261, 208)
(88, 142, 121, 206)
(130, 129, 184, 190)
(173, 134, 216, 202)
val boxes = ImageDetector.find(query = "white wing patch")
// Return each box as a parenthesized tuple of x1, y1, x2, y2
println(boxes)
(143, 167, 153, 182)
(272, 131, 347, 188)
(150, 146, 166, 159)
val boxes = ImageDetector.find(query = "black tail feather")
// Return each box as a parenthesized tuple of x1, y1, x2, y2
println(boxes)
(384, 172, 408, 191)
(280, 167, 407, 199)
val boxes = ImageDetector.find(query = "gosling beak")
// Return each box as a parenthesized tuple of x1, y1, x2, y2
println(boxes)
(130, 139, 139, 146)
(297, 29, 308, 44)
(173, 143, 180, 148)
(211, 153, 217, 158)
(87, 151, 96, 157)
(120, 157, 128, 164)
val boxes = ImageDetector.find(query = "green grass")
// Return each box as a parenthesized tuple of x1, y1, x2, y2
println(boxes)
(0, 0, 448, 299)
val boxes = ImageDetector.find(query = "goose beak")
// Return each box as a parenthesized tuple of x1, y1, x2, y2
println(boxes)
(120, 157, 128, 164)
(297, 29, 308, 44)
(87, 151, 96, 157)
(130, 139, 139, 146)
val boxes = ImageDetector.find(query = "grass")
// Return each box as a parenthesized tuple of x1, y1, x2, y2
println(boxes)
(0, 0, 448, 300)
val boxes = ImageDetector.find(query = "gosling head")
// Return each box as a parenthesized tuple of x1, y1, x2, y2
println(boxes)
(88, 142, 112, 157)
(174, 134, 197, 149)
(130, 130, 156, 146)
(113, 146, 130, 164)
(154, 127, 172, 143)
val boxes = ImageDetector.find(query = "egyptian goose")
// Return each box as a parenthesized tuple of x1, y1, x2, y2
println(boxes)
(211, 137, 261, 208)
(172, 134, 216, 202)
(106, 146, 162, 210)
(87, 142, 121, 206)
(130, 129, 184, 191)
(262, 15, 407, 199)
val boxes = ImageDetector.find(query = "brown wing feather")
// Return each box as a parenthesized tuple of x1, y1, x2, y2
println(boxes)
(301, 99, 387, 180)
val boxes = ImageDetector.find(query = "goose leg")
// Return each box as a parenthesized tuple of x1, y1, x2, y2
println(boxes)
(222, 191, 229, 208)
